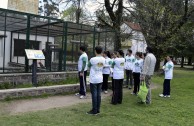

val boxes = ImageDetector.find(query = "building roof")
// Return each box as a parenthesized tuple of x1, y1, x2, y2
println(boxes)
(124, 21, 141, 31)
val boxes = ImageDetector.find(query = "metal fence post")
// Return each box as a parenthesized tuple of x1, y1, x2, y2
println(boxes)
(3, 11, 7, 73)
(25, 14, 30, 72)
(63, 22, 68, 71)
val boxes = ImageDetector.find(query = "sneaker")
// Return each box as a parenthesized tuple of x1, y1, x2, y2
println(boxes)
(86, 110, 98, 115)
(131, 92, 135, 95)
(80, 95, 86, 99)
(75, 93, 80, 96)
(104, 91, 108, 94)
(166, 95, 170, 98)
(159, 94, 164, 97)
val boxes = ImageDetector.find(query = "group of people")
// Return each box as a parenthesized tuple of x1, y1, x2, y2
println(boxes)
(75, 45, 174, 115)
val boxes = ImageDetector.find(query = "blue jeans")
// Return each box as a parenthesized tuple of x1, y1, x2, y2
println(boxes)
(90, 83, 102, 113)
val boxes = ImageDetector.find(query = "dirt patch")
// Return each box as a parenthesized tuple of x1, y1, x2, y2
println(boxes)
(4, 92, 111, 115)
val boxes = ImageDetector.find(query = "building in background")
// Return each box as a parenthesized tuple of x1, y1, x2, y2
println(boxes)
(0, 0, 39, 14)
(0, 0, 54, 71)
(121, 22, 147, 55)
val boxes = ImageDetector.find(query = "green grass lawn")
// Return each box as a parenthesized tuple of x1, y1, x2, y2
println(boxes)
(0, 68, 194, 126)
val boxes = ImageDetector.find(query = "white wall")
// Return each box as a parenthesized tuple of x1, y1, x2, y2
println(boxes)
(131, 31, 147, 54)
(0, 0, 8, 9)
(0, 31, 11, 69)
(121, 23, 147, 55)
(0, 31, 54, 69)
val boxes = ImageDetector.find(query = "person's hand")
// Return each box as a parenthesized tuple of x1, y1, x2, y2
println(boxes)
(80, 72, 83, 76)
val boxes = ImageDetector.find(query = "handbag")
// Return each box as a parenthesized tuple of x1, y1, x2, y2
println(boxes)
(137, 81, 148, 102)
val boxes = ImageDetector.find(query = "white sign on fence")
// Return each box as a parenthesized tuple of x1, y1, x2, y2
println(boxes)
(25, 49, 45, 60)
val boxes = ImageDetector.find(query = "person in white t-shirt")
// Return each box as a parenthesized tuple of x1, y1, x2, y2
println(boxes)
(159, 56, 174, 98)
(132, 52, 143, 95)
(75, 46, 88, 99)
(125, 49, 135, 89)
(87, 46, 105, 115)
(111, 50, 125, 105)
(102, 51, 112, 94)
(110, 52, 117, 91)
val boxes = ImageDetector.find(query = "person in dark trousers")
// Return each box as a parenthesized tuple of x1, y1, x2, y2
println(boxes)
(159, 56, 174, 98)
(110, 52, 117, 91)
(125, 49, 135, 89)
(87, 46, 105, 115)
(132, 52, 143, 95)
(102, 51, 112, 94)
(75, 46, 88, 99)
(111, 50, 125, 105)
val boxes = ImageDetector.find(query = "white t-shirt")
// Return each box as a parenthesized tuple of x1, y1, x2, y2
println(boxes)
(78, 52, 88, 72)
(109, 58, 114, 77)
(89, 56, 105, 84)
(163, 61, 174, 79)
(133, 58, 143, 73)
(103, 57, 112, 74)
(113, 57, 125, 79)
(125, 55, 135, 70)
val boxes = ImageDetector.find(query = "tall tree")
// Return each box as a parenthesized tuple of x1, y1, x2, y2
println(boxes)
(126, 0, 194, 70)
(58, 0, 87, 23)
(39, 0, 60, 17)
(96, 0, 124, 50)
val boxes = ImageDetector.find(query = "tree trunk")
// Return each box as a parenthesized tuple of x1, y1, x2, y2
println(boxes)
(181, 56, 184, 68)
(114, 28, 121, 50)
(188, 57, 192, 65)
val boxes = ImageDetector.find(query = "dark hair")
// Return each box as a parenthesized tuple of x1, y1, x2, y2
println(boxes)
(128, 49, 132, 54)
(118, 50, 124, 57)
(146, 47, 153, 53)
(169, 56, 173, 59)
(80, 46, 86, 52)
(104, 51, 111, 58)
(95, 46, 103, 54)
(136, 52, 142, 57)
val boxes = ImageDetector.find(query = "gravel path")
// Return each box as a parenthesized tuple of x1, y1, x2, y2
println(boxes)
(0, 84, 159, 115)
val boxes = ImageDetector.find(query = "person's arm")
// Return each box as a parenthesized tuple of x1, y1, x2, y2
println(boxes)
(141, 56, 151, 80)
(104, 60, 113, 68)
(112, 61, 115, 68)
(88, 60, 92, 68)
(81, 57, 87, 73)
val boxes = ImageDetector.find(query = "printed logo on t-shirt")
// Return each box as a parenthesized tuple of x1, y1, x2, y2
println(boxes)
(120, 62, 124, 66)
(127, 59, 131, 62)
(135, 62, 139, 66)
(167, 64, 172, 69)
(97, 62, 103, 67)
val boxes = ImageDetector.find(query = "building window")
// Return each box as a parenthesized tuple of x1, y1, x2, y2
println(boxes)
(14, 39, 40, 56)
